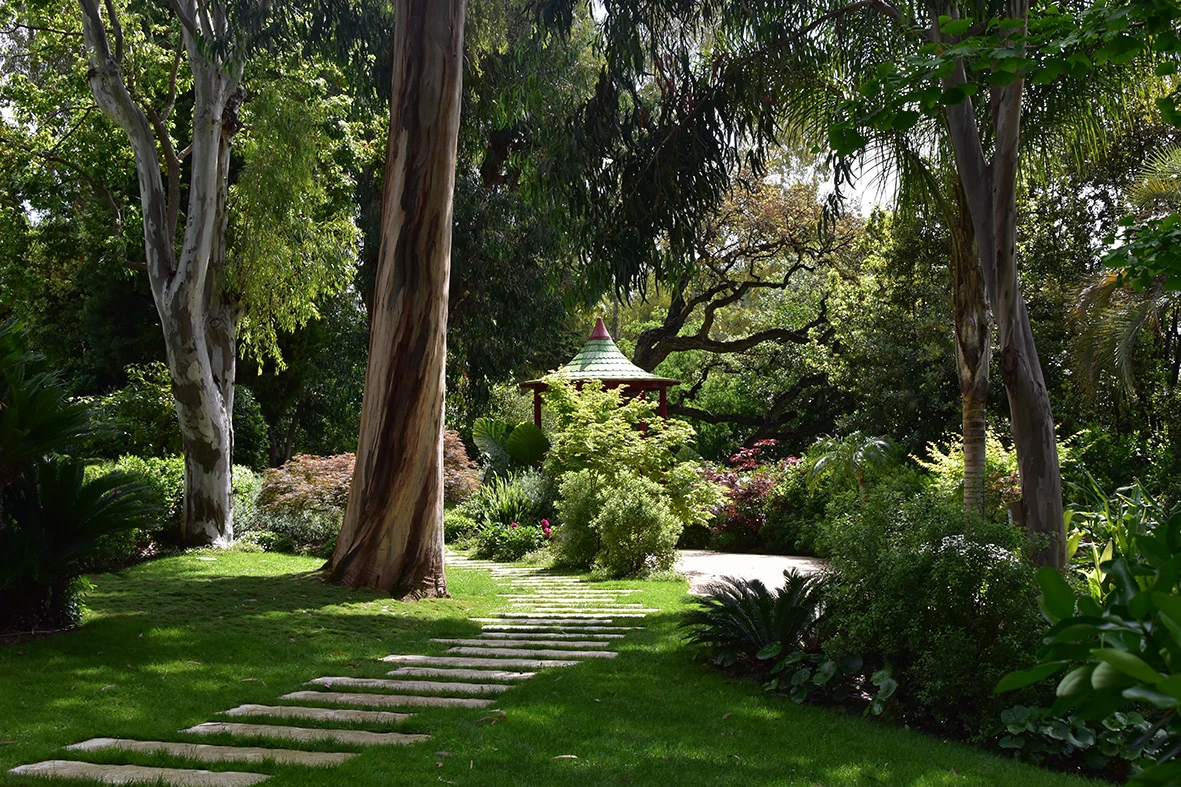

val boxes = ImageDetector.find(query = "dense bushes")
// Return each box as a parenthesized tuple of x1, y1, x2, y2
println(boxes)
(0, 322, 154, 632)
(821, 487, 1045, 738)
(543, 379, 720, 577)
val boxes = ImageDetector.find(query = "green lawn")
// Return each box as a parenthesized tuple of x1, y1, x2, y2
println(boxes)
(0, 551, 1108, 786)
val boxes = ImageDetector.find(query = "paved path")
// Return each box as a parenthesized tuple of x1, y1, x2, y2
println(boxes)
(676, 549, 826, 594)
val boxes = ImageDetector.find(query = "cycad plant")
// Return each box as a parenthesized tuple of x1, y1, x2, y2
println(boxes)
(0, 321, 154, 632)
(682, 570, 827, 668)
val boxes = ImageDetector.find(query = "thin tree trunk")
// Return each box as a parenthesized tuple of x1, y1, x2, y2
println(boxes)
(328, 0, 466, 597)
(949, 186, 991, 516)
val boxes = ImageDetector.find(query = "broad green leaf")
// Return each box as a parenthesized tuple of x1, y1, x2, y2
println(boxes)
(756, 641, 782, 660)
(504, 422, 550, 467)
(940, 18, 973, 36)
(1056, 665, 1094, 697)
(996, 660, 1068, 693)
(1091, 649, 1160, 684)
(1037, 567, 1076, 622)
(1121, 685, 1181, 708)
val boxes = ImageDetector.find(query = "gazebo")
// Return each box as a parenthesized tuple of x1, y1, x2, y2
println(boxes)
(520, 317, 680, 428)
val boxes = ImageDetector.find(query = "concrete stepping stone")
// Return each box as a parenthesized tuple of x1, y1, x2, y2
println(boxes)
(183, 722, 430, 747)
(479, 631, 623, 640)
(476, 621, 642, 631)
(521, 608, 657, 615)
(385, 666, 535, 681)
(67, 737, 353, 767)
(307, 676, 509, 695)
(381, 654, 579, 669)
(8, 760, 270, 786)
(498, 609, 647, 614)
(221, 704, 410, 725)
(279, 690, 493, 709)
(432, 637, 613, 649)
(446, 646, 617, 660)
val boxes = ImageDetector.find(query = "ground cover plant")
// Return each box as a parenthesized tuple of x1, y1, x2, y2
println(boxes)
(0, 552, 1110, 787)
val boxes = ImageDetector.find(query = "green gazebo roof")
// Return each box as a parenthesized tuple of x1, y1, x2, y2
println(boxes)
(522, 318, 678, 387)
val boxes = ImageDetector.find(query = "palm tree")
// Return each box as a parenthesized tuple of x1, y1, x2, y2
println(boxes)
(806, 431, 894, 500)
(1075, 146, 1181, 400)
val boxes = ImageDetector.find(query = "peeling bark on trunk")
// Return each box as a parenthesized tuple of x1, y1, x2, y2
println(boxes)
(941, 4, 1065, 568)
(949, 191, 991, 517)
(79, 0, 243, 546)
(327, 0, 466, 597)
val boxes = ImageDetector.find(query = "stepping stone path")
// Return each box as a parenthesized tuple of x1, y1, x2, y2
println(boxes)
(8, 552, 648, 785)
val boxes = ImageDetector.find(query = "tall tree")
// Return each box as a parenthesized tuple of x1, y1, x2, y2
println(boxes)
(547, 0, 1172, 567)
(14, 2, 361, 544)
(327, 0, 466, 596)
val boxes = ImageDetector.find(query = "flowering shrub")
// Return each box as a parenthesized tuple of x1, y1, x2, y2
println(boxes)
(476, 519, 549, 561)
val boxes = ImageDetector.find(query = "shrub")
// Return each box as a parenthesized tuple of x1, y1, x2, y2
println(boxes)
(543, 378, 694, 481)
(443, 508, 480, 544)
(821, 485, 1045, 740)
(475, 519, 549, 561)
(703, 440, 782, 552)
(458, 469, 554, 562)
(443, 429, 481, 505)
(553, 469, 602, 569)
(761, 459, 827, 555)
(257, 453, 353, 515)
(999, 504, 1181, 785)
(246, 508, 341, 557)
(82, 362, 180, 459)
(593, 469, 682, 577)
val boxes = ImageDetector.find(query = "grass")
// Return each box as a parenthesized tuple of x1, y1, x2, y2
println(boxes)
(0, 550, 1109, 787)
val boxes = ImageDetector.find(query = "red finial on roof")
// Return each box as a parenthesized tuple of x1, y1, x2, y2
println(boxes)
(589, 317, 611, 340)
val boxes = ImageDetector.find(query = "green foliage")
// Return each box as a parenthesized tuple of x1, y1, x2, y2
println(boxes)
(0, 321, 154, 630)
(93, 455, 185, 529)
(593, 469, 682, 577)
(82, 362, 180, 459)
(457, 469, 554, 562)
(543, 378, 694, 480)
(822, 486, 1045, 740)
(227, 60, 363, 365)
(475, 520, 548, 562)
(761, 461, 828, 555)
(0, 321, 89, 480)
(806, 431, 895, 494)
(998, 704, 1164, 776)
(443, 509, 481, 544)
(1066, 475, 1169, 601)
(999, 507, 1181, 785)
(232, 388, 269, 471)
(682, 570, 827, 669)
(472, 418, 549, 474)
(552, 468, 602, 569)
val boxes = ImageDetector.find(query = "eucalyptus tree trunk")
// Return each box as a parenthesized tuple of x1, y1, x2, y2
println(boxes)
(942, 2, 1065, 568)
(327, 0, 466, 597)
(79, 0, 242, 545)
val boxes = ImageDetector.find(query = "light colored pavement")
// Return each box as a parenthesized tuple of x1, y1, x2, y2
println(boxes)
(676, 549, 826, 595)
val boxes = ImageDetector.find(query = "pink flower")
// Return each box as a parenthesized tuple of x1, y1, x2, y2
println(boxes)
(541, 519, 550, 528)
(509, 522, 519, 528)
